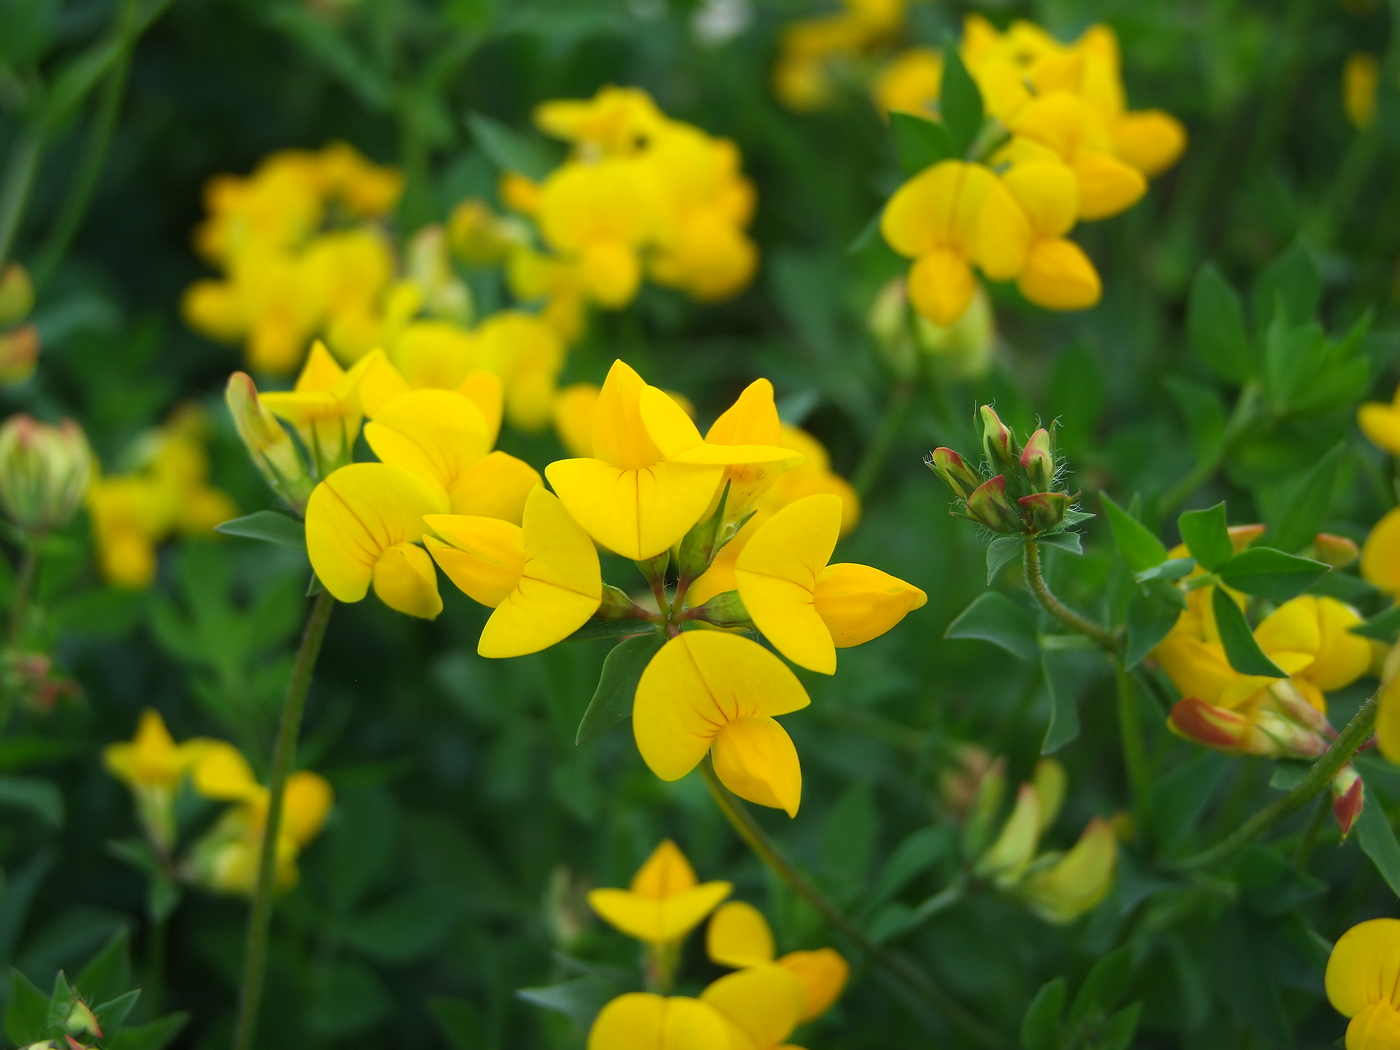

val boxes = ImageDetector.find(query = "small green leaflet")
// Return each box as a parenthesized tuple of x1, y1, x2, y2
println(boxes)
(575, 632, 665, 745)
(1102, 493, 1168, 573)
(944, 592, 1037, 660)
(216, 511, 306, 552)
(1211, 587, 1285, 677)
(1178, 502, 1232, 571)
(1217, 547, 1329, 602)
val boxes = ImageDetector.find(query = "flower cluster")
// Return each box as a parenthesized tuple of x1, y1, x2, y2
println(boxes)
(182, 143, 406, 374)
(497, 85, 759, 334)
(87, 406, 238, 589)
(103, 708, 332, 894)
(772, 0, 908, 111)
(877, 16, 1186, 326)
(279, 358, 924, 815)
(585, 840, 848, 1048)
(927, 405, 1083, 539)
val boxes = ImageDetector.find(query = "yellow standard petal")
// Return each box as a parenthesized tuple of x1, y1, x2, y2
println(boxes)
(779, 947, 850, 1022)
(813, 562, 927, 648)
(735, 494, 843, 674)
(1327, 918, 1400, 1019)
(363, 389, 492, 503)
(587, 841, 732, 945)
(707, 901, 777, 968)
(1348, 1001, 1400, 1050)
(475, 486, 602, 658)
(701, 965, 806, 1050)
(304, 462, 449, 604)
(452, 450, 541, 524)
(587, 993, 732, 1050)
(633, 630, 811, 789)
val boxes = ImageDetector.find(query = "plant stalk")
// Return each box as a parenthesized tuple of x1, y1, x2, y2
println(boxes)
(7, 544, 38, 647)
(1023, 541, 1117, 651)
(700, 761, 1008, 1049)
(1172, 692, 1377, 871)
(853, 381, 913, 500)
(1115, 657, 1152, 836)
(231, 590, 334, 1050)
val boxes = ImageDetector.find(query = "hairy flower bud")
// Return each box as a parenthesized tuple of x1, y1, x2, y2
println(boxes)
(0, 415, 92, 533)
(979, 405, 1018, 472)
(926, 447, 981, 499)
(0, 324, 38, 386)
(1314, 532, 1360, 569)
(1019, 492, 1069, 533)
(0, 263, 34, 328)
(1019, 428, 1054, 491)
(226, 372, 314, 513)
(1332, 765, 1364, 838)
(66, 998, 103, 1039)
(966, 475, 1021, 532)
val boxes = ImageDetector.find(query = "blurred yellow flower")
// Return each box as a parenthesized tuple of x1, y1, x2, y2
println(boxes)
(1326, 919, 1400, 1049)
(706, 900, 849, 1022)
(587, 992, 730, 1050)
(103, 709, 209, 850)
(1344, 52, 1380, 130)
(587, 839, 732, 946)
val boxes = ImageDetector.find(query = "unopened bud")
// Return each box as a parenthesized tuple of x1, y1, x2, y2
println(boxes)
(1332, 765, 1364, 838)
(1227, 523, 1266, 553)
(0, 324, 38, 385)
(407, 225, 473, 324)
(1019, 428, 1054, 491)
(1169, 697, 1278, 755)
(1019, 491, 1069, 533)
(65, 999, 102, 1039)
(1314, 532, 1359, 569)
(927, 447, 981, 499)
(0, 416, 92, 533)
(938, 744, 995, 820)
(597, 584, 646, 620)
(226, 373, 314, 513)
(867, 278, 917, 379)
(966, 475, 1021, 532)
(0, 264, 34, 327)
(915, 282, 994, 380)
(979, 405, 1018, 471)
(689, 589, 750, 627)
(962, 753, 1008, 856)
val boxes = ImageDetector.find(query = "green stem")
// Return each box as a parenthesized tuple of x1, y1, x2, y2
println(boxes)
(700, 762, 1008, 1049)
(7, 544, 38, 647)
(1293, 794, 1331, 872)
(0, 130, 42, 269)
(1172, 693, 1377, 872)
(1115, 657, 1152, 837)
(231, 591, 334, 1050)
(1023, 541, 1117, 652)
(146, 910, 168, 1017)
(853, 381, 913, 501)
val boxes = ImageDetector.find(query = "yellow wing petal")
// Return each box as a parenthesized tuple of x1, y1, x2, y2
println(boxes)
(701, 965, 806, 1050)
(192, 741, 263, 802)
(712, 716, 803, 816)
(1016, 238, 1101, 311)
(1070, 149, 1146, 220)
(372, 541, 443, 619)
(363, 389, 491, 492)
(813, 562, 927, 648)
(282, 771, 333, 846)
(587, 993, 731, 1050)
(1348, 1002, 1400, 1050)
(779, 948, 849, 1022)
(423, 516, 525, 607)
(459, 370, 504, 447)
(1327, 918, 1400, 1018)
(707, 901, 776, 968)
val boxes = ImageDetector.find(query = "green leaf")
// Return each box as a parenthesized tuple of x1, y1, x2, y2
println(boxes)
(865, 827, 950, 911)
(0, 775, 63, 827)
(1268, 761, 1309, 791)
(1211, 587, 1285, 676)
(1019, 977, 1066, 1050)
(1101, 493, 1168, 572)
(938, 38, 984, 156)
(848, 208, 884, 255)
(75, 929, 132, 1006)
(986, 536, 1025, 584)
(575, 632, 665, 745)
(1352, 604, 1400, 643)
(1035, 531, 1083, 555)
(890, 111, 953, 174)
(822, 782, 877, 905)
(516, 976, 615, 1031)
(1150, 752, 1230, 855)
(307, 961, 391, 1038)
(1041, 647, 1082, 754)
(1100, 1003, 1144, 1050)
(215, 511, 306, 552)
(467, 112, 560, 181)
(1178, 502, 1233, 571)
(1069, 944, 1135, 1025)
(1188, 263, 1253, 383)
(4, 969, 51, 1045)
(1251, 241, 1321, 333)
(340, 891, 449, 964)
(1356, 780, 1400, 897)
(94, 989, 141, 1031)
(104, 1013, 189, 1050)
(944, 592, 1038, 660)
(1134, 557, 1196, 584)
(1125, 589, 1181, 669)
(429, 998, 484, 1050)
(1267, 443, 1345, 553)
(1218, 547, 1329, 601)
(1164, 376, 1228, 461)
(1233, 845, 1326, 917)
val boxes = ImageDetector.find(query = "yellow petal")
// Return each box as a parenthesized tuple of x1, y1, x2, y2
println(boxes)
(978, 784, 1042, 885)
(632, 838, 700, 895)
(707, 900, 777, 968)
(295, 339, 346, 392)
(588, 882, 733, 944)
(423, 516, 525, 607)
(1016, 238, 1101, 311)
(1032, 757, 1067, 833)
(305, 463, 449, 603)
(591, 359, 664, 469)
(1327, 918, 1400, 1018)
(553, 383, 600, 458)
(1360, 403, 1400, 457)
(1113, 109, 1186, 177)
(587, 993, 732, 1050)
(908, 249, 976, 326)
(451, 450, 541, 523)
(372, 541, 443, 619)
(581, 240, 642, 307)
(971, 175, 1032, 280)
(813, 561, 927, 648)
(477, 486, 602, 658)
(637, 384, 707, 459)
(1000, 161, 1079, 238)
(282, 770, 333, 846)
(1348, 1001, 1400, 1050)
(1070, 150, 1146, 221)
(363, 389, 491, 494)
(192, 741, 263, 803)
(881, 161, 965, 258)
(701, 965, 806, 1050)
(1363, 509, 1400, 593)
(357, 352, 411, 417)
(459, 370, 504, 447)
(633, 631, 810, 781)
(1018, 816, 1118, 924)
(735, 494, 842, 674)
(389, 320, 476, 392)
(712, 716, 803, 816)
(545, 457, 722, 561)
(779, 948, 849, 1022)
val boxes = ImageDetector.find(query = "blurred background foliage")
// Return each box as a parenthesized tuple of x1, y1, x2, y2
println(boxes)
(3, 0, 1400, 1047)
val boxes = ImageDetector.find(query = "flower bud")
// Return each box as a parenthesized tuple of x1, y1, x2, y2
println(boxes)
(867, 278, 918, 379)
(689, 589, 750, 627)
(979, 405, 1018, 472)
(966, 475, 1022, 532)
(1019, 428, 1054, 491)
(0, 263, 34, 328)
(597, 584, 647, 620)
(66, 999, 103, 1039)
(0, 415, 92, 533)
(975, 783, 1040, 887)
(926, 447, 981, 499)
(1019, 492, 1069, 533)
(1314, 532, 1359, 569)
(1168, 697, 1277, 755)
(225, 372, 314, 513)
(0, 324, 38, 385)
(1227, 523, 1266, 552)
(915, 282, 994, 380)
(1332, 765, 1364, 838)
(938, 744, 995, 820)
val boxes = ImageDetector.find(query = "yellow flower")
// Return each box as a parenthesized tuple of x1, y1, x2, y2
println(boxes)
(363, 386, 540, 522)
(552, 382, 600, 458)
(258, 341, 384, 473)
(1252, 596, 1371, 711)
(700, 964, 808, 1050)
(587, 839, 732, 946)
(998, 159, 1100, 310)
(535, 86, 669, 158)
(872, 47, 943, 117)
(1364, 508, 1400, 593)
(734, 493, 927, 674)
(587, 993, 730, 1050)
(633, 630, 810, 816)
(1326, 919, 1400, 1050)
(473, 312, 566, 432)
(315, 141, 403, 218)
(447, 198, 528, 266)
(1359, 382, 1400, 456)
(545, 360, 789, 560)
(424, 485, 602, 657)
(1345, 53, 1380, 131)
(537, 158, 657, 308)
(103, 709, 209, 850)
(304, 462, 449, 619)
(706, 901, 849, 1022)
(1018, 816, 1118, 925)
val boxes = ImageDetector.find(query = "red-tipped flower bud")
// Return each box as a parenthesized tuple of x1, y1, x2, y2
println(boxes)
(927, 447, 982, 499)
(0, 264, 34, 328)
(1019, 427, 1054, 491)
(979, 405, 1019, 472)
(1019, 492, 1070, 533)
(1314, 532, 1359, 569)
(1332, 765, 1364, 838)
(0, 415, 92, 533)
(0, 324, 38, 386)
(966, 475, 1021, 532)
(226, 372, 314, 513)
